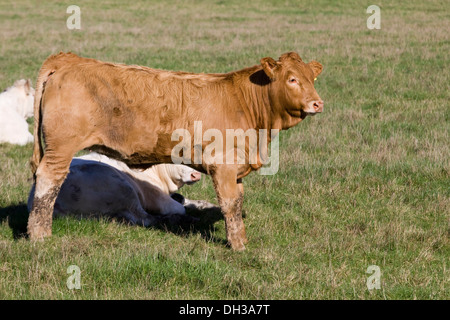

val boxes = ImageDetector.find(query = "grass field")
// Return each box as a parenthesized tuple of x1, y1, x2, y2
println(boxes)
(0, 0, 449, 299)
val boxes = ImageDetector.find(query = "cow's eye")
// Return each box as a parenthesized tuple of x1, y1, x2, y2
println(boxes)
(289, 78, 297, 84)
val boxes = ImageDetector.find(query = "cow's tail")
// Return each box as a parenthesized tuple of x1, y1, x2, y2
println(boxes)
(30, 67, 54, 177)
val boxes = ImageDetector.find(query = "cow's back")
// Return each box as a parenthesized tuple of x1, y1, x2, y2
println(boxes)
(40, 53, 245, 168)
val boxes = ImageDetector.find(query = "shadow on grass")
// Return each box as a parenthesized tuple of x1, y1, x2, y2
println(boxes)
(0, 202, 227, 246)
(154, 205, 227, 246)
(0, 204, 29, 239)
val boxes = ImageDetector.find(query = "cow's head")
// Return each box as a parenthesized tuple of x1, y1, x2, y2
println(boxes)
(6, 79, 35, 119)
(260, 52, 323, 119)
(168, 164, 201, 188)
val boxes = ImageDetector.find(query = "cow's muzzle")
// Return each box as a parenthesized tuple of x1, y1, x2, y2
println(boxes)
(313, 100, 324, 113)
(304, 100, 324, 115)
(190, 171, 201, 182)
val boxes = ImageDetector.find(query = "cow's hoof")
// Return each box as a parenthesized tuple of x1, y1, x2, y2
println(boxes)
(228, 240, 246, 251)
(27, 225, 52, 241)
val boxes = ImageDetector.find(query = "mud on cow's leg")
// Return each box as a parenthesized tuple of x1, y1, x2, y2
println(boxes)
(27, 153, 72, 240)
(236, 178, 247, 245)
(211, 165, 247, 251)
(27, 185, 61, 239)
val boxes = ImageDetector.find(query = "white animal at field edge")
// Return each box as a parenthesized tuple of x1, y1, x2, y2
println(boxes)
(0, 79, 35, 145)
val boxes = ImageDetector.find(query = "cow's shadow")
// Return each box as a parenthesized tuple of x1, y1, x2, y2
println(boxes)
(153, 205, 227, 245)
(0, 202, 227, 245)
(0, 204, 29, 239)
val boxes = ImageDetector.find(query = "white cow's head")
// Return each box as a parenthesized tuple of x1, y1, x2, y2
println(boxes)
(0, 79, 35, 119)
(140, 164, 202, 194)
(169, 164, 201, 187)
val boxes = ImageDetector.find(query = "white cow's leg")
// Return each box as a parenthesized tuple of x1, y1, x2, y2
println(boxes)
(183, 198, 217, 210)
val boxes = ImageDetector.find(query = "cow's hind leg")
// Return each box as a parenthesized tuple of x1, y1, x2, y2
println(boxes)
(210, 165, 247, 251)
(27, 150, 74, 240)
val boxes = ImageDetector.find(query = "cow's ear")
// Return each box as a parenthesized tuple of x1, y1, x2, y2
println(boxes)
(260, 57, 279, 80)
(308, 61, 323, 78)
(25, 79, 32, 93)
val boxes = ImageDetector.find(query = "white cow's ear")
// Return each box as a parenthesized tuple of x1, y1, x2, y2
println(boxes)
(25, 79, 32, 93)
(260, 57, 279, 80)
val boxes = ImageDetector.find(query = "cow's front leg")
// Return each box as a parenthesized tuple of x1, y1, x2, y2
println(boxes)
(210, 165, 247, 251)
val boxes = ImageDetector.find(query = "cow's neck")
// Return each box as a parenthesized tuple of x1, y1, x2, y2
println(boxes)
(233, 67, 302, 133)
(233, 67, 271, 131)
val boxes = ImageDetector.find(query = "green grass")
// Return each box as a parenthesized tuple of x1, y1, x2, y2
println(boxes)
(0, 0, 449, 299)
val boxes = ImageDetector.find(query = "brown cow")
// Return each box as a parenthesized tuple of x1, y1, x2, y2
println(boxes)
(27, 51, 323, 250)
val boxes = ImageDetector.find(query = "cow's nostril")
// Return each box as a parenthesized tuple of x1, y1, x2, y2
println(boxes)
(313, 100, 324, 111)
(191, 172, 201, 181)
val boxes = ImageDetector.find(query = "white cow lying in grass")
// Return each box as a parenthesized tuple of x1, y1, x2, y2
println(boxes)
(28, 153, 207, 226)
(0, 79, 35, 145)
